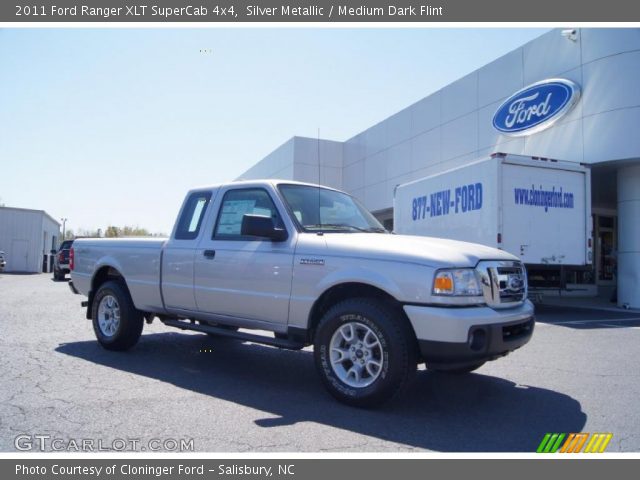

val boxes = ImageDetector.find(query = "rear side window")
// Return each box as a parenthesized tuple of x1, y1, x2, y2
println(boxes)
(175, 191, 212, 240)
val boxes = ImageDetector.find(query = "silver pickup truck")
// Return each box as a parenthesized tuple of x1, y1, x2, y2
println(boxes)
(69, 180, 534, 407)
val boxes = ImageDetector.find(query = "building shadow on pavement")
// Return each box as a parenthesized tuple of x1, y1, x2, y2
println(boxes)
(56, 332, 586, 452)
(535, 304, 640, 330)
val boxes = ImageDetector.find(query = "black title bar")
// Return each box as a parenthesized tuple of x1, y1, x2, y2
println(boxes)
(3, 0, 640, 22)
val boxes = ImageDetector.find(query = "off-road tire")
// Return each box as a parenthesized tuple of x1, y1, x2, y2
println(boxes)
(314, 298, 418, 408)
(92, 280, 144, 351)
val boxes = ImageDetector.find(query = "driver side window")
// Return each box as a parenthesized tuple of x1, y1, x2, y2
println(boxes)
(213, 188, 281, 239)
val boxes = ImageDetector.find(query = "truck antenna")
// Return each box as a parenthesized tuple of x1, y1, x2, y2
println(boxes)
(317, 128, 321, 228)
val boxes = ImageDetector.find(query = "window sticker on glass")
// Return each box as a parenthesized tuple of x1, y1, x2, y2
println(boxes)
(217, 200, 257, 235)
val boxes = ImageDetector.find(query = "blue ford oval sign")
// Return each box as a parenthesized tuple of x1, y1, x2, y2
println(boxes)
(492, 79, 581, 136)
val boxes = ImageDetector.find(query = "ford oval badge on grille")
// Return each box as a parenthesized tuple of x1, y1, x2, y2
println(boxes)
(507, 275, 524, 292)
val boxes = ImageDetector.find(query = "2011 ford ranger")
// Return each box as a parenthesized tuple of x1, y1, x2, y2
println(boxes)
(69, 180, 534, 407)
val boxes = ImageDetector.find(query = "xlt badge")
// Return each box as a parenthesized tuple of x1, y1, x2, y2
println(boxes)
(300, 258, 325, 266)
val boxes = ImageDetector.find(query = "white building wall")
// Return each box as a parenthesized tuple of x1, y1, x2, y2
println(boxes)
(238, 137, 296, 181)
(1, 208, 45, 272)
(42, 214, 61, 271)
(617, 164, 640, 308)
(239, 28, 640, 304)
(239, 136, 343, 190)
(341, 28, 640, 212)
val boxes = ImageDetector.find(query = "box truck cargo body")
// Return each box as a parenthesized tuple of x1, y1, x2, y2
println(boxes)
(393, 154, 592, 268)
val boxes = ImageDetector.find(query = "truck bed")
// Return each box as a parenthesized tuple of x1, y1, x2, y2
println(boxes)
(71, 237, 167, 312)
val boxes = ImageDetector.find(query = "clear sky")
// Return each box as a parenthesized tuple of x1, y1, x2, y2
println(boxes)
(0, 27, 549, 235)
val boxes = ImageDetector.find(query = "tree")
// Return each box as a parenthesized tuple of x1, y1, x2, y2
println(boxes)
(104, 226, 121, 238)
(103, 225, 161, 238)
(74, 228, 101, 238)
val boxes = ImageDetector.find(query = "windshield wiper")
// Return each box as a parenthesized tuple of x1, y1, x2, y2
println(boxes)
(304, 224, 387, 233)
(304, 223, 358, 232)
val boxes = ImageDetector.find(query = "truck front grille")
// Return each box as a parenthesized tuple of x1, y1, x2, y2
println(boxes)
(476, 260, 527, 309)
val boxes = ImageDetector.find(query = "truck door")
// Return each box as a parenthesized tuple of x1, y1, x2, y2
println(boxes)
(193, 186, 295, 326)
(162, 189, 216, 312)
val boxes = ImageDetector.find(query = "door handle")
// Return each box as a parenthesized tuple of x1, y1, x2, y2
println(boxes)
(203, 249, 216, 259)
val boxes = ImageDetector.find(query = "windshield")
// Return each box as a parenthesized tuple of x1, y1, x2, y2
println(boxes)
(279, 184, 387, 233)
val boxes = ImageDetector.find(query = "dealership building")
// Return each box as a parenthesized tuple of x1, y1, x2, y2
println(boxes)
(0, 207, 61, 273)
(239, 28, 640, 308)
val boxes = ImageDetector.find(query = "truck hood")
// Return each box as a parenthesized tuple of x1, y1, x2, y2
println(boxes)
(319, 233, 519, 268)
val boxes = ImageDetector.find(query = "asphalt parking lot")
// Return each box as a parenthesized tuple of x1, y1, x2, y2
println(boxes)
(1, 273, 639, 452)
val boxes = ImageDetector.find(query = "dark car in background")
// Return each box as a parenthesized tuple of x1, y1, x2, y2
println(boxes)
(53, 240, 73, 280)
(0, 251, 6, 271)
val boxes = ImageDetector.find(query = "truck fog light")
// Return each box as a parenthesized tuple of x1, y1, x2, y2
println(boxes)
(469, 328, 486, 351)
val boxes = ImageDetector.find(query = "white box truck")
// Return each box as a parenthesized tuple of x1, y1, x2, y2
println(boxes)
(394, 153, 592, 276)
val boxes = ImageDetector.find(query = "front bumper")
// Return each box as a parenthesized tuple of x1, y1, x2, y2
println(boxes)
(403, 300, 535, 364)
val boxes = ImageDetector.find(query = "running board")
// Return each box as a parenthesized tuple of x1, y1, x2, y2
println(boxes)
(162, 319, 305, 350)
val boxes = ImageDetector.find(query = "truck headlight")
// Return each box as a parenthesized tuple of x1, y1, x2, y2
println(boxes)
(433, 269, 482, 296)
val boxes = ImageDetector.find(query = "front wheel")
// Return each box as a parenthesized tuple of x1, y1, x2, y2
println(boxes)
(92, 280, 144, 351)
(314, 298, 417, 408)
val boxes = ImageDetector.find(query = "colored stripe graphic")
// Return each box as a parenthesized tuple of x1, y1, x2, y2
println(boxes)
(536, 434, 551, 453)
(598, 433, 613, 453)
(584, 434, 599, 453)
(584, 433, 613, 453)
(570, 433, 589, 453)
(538, 433, 613, 453)
(537, 433, 566, 453)
(560, 433, 576, 453)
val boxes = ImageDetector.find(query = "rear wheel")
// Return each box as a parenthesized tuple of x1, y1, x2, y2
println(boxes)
(92, 281, 144, 351)
(314, 298, 417, 408)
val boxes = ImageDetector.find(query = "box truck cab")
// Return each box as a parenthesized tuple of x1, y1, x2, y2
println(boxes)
(394, 153, 592, 293)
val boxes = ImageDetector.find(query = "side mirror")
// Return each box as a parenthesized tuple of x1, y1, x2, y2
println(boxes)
(241, 214, 288, 242)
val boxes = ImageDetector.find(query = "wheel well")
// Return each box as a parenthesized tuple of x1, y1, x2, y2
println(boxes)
(307, 283, 416, 342)
(92, 266, 126, 292)
(87, 266, 130, 319)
